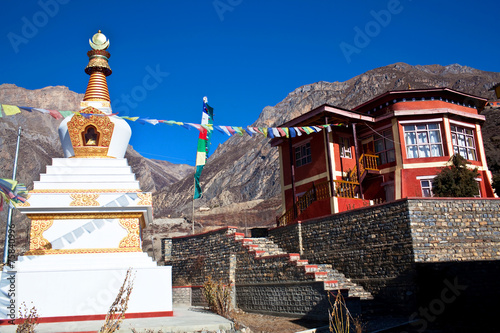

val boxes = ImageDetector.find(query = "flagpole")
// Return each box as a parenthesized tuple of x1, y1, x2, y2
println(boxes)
(192, 178, 195, 235)
(3, 127, 22, 265)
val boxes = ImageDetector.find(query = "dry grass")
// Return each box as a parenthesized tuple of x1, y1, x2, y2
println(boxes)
(329, 291, 364, 333)
(99, 268, 135, 333)
(16, 302, 39, 333)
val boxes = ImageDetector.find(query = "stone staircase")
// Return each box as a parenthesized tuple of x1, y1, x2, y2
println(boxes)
(233, 233, 373, 300)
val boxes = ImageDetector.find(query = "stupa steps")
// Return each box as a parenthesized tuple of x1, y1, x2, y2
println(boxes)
(233, 232, 373, 300)
(39, 174, 137, 182)
(14, 252, 156, 271)
(46, 165, 133, 174)
(33, 180, 140, 190)
(51, 158, 131, 167)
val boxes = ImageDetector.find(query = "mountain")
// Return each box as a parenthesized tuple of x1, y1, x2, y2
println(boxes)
(0, 84, 194, 254)
(153, 63, 500, 227)
(2, 62, 500, 253)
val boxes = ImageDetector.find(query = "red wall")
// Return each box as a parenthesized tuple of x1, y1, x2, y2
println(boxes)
(392, 100, 479, 115)
(281, 133, 327, 187)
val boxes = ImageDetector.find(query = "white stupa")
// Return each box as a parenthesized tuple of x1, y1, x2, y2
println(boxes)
(0, 31, 172, 324)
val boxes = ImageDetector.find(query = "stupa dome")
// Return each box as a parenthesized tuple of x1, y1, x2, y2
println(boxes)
(58, 30, 131, 158)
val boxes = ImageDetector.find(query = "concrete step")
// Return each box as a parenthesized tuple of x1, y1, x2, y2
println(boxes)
(295, 259, 309, 266)
(324, 280, 339, 290)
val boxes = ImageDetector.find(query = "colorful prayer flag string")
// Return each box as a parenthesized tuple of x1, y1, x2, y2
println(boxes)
(0, 103, 344, 139)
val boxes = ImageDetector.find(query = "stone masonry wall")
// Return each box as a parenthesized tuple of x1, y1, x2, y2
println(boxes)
(269, 198, 500, 308)
(163, 226, 342, 318)
(269, 199, 417, 306)
(408, 198, 500, 262)
(164, 227, 237, 286)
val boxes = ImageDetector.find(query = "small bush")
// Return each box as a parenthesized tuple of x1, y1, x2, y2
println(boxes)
(202, 276, 232, 318)
(99, 268, 135, 333)
(16, 302, 39, 333)
(329, 291, 364, 333)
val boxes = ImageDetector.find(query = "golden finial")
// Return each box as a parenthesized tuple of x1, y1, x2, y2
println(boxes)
(83, 30, 112, 101)
(89, 30, 109, 50)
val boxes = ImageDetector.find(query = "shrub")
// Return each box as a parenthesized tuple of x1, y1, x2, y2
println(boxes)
(432, 154, 479, 197)
(202, 276, 232, 318)
(16, 302, 38, 333)
(99, 268, 135, 333)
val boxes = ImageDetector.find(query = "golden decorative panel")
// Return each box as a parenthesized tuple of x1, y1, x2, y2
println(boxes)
(137, 193, 152, 206)
(25, 247, 142, 256)
(29, 219, 53, 251)
(25, 213, 146, 255)
(118, 218, 141, 248)
(67, 106, 114, 158)
(30, 189, 141, 193)
(27, 212, 143, 221)
(69, 193, 100, 206)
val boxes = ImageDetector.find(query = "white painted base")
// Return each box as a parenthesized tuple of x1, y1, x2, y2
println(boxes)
(0, 253, 172, 320)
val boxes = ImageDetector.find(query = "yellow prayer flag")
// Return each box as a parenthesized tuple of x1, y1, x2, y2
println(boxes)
(2, 105, 21, 116)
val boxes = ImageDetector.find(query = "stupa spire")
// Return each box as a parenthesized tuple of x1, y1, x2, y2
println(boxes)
(83, 30, 112, 102)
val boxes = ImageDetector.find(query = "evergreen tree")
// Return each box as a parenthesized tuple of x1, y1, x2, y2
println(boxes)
(492, 174, 500, 196)
(432, 154, 479, 197)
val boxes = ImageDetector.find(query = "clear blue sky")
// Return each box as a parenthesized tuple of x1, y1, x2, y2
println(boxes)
(1, 0, 499, 165)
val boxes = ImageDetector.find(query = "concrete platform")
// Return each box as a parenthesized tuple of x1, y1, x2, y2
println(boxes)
(0, 306, 234, 332)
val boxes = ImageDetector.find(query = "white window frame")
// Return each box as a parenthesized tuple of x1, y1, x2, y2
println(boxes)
(417, 175, 437, 198)
(403, 123, 444, 159)
(450, 124, 477, 161)
(339, 137, 352, 159)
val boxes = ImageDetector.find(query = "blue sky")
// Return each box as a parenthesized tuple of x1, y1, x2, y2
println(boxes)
(1, 0, 499, 165)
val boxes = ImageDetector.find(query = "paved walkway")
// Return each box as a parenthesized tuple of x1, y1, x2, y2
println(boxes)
(1, 306, 234, 332)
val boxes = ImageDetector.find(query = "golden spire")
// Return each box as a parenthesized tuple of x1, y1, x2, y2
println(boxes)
(83, 31, 112, 102)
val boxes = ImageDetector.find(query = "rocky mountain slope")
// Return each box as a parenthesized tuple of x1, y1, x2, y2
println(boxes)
(154, 63, 500, 226)
(2, 63, 500, 254)
(0, 84, 193, 253)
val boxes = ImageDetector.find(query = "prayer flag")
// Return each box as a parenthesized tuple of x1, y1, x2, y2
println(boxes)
(194, 98, 214, 199)
(59, 111, 74, 118)
(245, 128, 253, 136)
(122, 116, 140, 121)
(2, 105, 21, 116)
(33, 108, 50, 114)
(48, 109, 63, 120)
(234, 127, 244, 136)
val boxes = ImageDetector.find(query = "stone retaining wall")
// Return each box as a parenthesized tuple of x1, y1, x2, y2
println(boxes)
(269, 199, 416, 305)
(408, 198, 500, 262)
(235, 282, 340, 320)
(163, 198, 500, 317)
(268, 198, 500, 307)
(164, 227, 237, 286)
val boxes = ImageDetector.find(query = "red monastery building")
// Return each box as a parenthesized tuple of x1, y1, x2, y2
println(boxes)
(271, 88, 495, 225)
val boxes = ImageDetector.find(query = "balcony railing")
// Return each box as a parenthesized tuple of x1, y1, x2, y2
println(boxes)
(276, 180, 357, 226)
(349, 154, 379, 182)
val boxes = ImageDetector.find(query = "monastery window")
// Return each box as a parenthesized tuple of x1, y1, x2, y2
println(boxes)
(295, 142, 312, 167)
(404, 123, 443, 159)
(339, 137, 352, 158)
(374, 130, 395, 164)
(420, 179, 434, 197)
(451, 125, 477, 161)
